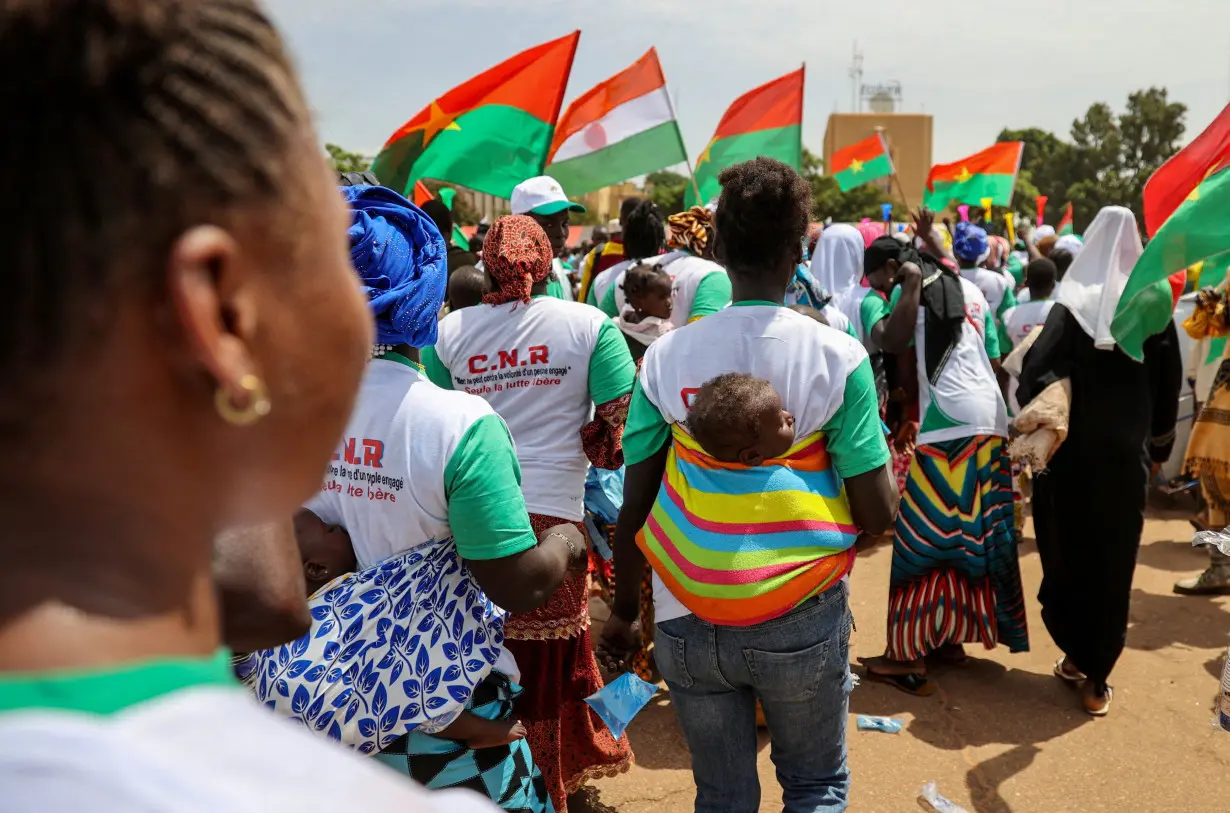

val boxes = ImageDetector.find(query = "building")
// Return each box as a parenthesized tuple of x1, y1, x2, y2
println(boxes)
(577, 181, 643, 224)
(823, 112, 933, 211)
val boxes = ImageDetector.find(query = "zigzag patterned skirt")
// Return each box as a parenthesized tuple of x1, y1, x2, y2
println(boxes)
(885, 435, 1030, 662)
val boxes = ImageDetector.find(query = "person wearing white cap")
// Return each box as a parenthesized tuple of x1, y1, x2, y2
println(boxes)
(510, 176, 586, 301)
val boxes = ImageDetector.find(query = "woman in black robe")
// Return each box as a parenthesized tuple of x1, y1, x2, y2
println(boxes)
(1018, 206, 1182, 716)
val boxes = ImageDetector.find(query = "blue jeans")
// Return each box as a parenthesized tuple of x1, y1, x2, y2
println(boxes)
(654, 584, 852, 813)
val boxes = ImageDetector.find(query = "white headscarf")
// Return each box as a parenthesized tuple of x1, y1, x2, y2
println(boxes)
(1055, 206, 1142, 352)
(809, 224, 864, 309)
(1054, 234, 1083, 256)
(1034, 225, 1056, 241)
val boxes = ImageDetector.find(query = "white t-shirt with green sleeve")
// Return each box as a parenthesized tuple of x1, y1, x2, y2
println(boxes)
(887, 277, 1009, 445)
(0, 652, 498, 813)
(625, 302, 891, 623)
(305, 355, 536, 569)
(960, 265, 1016, 357)
(424, 297, 635, 521)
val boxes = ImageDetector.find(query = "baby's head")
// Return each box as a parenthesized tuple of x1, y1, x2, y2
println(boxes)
(688, 373, 795, 465)
(623, 263, 673, 320)
(293, 509, 356, 594)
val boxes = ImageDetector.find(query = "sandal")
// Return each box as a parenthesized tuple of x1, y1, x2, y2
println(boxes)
(857, 657, 936, 697)
(1082, 683, 1113, 717)
(930, 644, 968, 665)
(1053, 657, 1086, 684)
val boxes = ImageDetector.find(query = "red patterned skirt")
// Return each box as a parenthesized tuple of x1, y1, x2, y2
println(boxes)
(503, 513, 634, 812)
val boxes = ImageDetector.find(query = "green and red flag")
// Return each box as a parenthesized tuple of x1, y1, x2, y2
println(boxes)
(412, 181, 433, 207)
(685, 67, 804, 208)
(411, 183, 471, 250)
(923, 142, 1024, 211)
(830, 132, 893, 192)
(1111, 160, 1230, 360)
(1144, 102, 1230, 236)
(1056, 202, 1074, 235)
(372, 32, 580, 199)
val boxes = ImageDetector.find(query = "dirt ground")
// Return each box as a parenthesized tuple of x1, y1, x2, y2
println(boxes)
(584, 512, 1230, 812)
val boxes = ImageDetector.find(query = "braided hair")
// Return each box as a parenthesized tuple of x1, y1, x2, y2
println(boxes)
(622, 199, 665, 261)
(0, 0, 310, 399)
(714, 157, 811, 273)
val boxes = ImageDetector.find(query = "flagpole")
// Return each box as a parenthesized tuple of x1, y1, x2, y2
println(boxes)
(876, 125, 911, 212)
(665, 83, 702, 204)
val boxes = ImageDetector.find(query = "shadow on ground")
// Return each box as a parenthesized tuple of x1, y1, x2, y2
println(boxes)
(851, 657, 1091, 813)
(1135, 536, 1208, 573)
(1126, 588, 1230, 652)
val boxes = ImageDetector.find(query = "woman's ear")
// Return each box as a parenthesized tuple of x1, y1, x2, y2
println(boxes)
(305, 561, 328, 583)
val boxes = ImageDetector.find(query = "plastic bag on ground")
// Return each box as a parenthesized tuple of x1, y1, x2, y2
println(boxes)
(584, 672, 658, 739)
(1193, 527, 1230, 557)
(918, 782, 970, 813)
(856, 715, 903, 733)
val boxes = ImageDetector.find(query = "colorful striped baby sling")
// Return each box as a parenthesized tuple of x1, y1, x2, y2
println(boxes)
(637, 426, 859, 626)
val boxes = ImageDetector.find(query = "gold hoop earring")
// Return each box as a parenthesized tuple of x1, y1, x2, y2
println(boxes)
(214, 374, 272, 426)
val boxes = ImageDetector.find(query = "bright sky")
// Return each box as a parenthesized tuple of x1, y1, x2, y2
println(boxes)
(267, 0, 1229, 172)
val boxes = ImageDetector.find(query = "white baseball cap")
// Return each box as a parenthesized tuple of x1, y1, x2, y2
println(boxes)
(510, 176, 587, 217)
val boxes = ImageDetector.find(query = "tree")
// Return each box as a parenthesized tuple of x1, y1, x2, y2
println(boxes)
(325, 143, 369, 174)
(801, 148, 899, 223)
(995, 88, 1186, 233)
(646, 170, 689, 215)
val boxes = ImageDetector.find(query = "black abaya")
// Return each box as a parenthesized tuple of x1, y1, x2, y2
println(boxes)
(1018, 305, 1182, 687)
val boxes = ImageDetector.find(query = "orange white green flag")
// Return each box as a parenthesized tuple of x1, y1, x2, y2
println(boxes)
(830, 133, 893, 192)
(545, 48, 687, 197)
(685, 68, 805, 207)
(371, 32, 579, 199)
(923, 142, 1024, 211)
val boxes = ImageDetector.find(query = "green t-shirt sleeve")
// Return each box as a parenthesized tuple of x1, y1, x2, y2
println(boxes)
(588, 319, 636, 405)
(861, 292, 891, 331)
(983, 305, 1001, 358)
(421, 346, 454, 390)
(598, 279, 620, 318)
(844, 320, 858, 339)
(546, 276, 565, 300)
(585, 282, 598, 307)
(688, 272, 732, 322)
(821, 356, 892, 478)
(997, 286, 1017, 321)
(623, 377, 671, 466)
(994, 285, 1016, 354)
(1006, 254, 1024, 287)
(444, 414, 537, 561)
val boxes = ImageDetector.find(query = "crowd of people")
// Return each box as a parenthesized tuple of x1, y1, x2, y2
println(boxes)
(3, 2, 1218, 813)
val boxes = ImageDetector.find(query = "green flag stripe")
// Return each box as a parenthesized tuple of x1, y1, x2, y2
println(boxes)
(685, 124, 802, 208)
(834, 153, 893, 192)
(923, 174, 1017, 210)
(1111, 167, 1230, 361)
(546, 120, 687, 197)
(371, 105, 553, 200)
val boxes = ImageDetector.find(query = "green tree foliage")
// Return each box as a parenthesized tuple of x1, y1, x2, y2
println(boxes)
(646, 170, 689, 215)
(997, 87, 1186, 233)
(802, 148, 899, 223)
(325, 143, 370, 174)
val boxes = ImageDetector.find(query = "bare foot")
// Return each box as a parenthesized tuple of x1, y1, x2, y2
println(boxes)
(1081, 681, 1112, 716)
(466, 719, 527, 749)
(857, 655, 926, 676)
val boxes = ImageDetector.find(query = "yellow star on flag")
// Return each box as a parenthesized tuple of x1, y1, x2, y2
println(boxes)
(697, 138, 718, 167)
(849, 158, 864, 174)
(955, 166, 972, 183)
(410, 101, 463, 147)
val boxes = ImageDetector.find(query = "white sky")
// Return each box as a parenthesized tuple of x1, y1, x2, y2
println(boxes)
(267, 0, 1230, 169)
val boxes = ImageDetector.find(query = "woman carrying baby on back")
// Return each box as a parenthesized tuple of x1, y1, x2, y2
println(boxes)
(596, 158, 897, 813)
(245, 184, 586, 812)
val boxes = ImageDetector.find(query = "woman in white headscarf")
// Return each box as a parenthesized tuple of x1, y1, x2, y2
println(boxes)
(809, 224, 871, 339)
(1017, 206, 1183, 717)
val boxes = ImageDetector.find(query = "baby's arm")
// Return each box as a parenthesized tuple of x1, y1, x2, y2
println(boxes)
(436, 712, 526, 749)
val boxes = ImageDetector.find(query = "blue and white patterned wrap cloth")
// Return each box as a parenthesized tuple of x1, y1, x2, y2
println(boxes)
(244, 538, 505, 754)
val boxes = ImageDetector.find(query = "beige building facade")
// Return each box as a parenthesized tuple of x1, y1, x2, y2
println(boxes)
(823, 113, 933, 211)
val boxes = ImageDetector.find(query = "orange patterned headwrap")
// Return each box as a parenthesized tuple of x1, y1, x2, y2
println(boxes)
(666, 206, 713, 254)
(482, 215, 554, 305)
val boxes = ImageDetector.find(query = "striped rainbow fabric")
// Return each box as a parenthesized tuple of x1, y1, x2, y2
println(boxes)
(637, 426, 859, 626)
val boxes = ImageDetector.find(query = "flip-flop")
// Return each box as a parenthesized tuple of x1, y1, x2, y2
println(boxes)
(1053, 657, 1086, 684)
(862, 668, 936, 697)
(1084, 685, 1113, 717)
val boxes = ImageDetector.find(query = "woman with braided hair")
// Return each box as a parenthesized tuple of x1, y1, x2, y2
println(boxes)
(592, 198, 667, 318)
(0, 1, 502, 810)
(424, 216, 636, 811)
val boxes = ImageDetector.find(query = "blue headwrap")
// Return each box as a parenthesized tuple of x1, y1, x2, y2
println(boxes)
(343, 185, 447, 349)
(952, 222, 989, 264)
